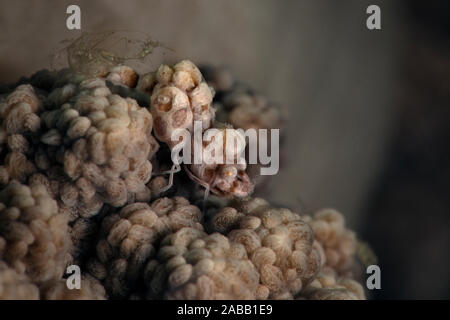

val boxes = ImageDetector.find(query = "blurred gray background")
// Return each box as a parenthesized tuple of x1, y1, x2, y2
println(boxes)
(0, 0, 401, 225)
(1, 0, 449, 299)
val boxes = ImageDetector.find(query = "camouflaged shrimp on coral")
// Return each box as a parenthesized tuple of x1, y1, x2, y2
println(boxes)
(86, 196, 203, 299)
(184, 125, 254, 198)
(208, 197, 322, 299)
(144, 227, 263, 300)
(138, 60, 254, 198)
(200, 65, 284, 191)
(142, 60, 215, 146)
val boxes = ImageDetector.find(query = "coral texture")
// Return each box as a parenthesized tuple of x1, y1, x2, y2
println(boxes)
(87, 196, 203, 298)
(1, 70, 158, 219)
(145, 227, 263, 300)
(0, 181, 71, 283)
(209, 197, 322, 299)
(38, 75, 156, 217)
(0, 261, 39, 300)
(0, 70, 160, 265)
(297, 268, 365, 300)
(303, 209, 358, 277)
(0, 84, 42, 185)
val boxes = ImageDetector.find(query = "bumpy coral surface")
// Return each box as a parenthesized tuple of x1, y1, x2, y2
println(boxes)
(145, 227, 263, 300)
(87, 196, 203, 298)
(303, 209, 358, 278)
(297, 267, 365, 300)
(0, 69, 160, 265)
(1, 70, 158, 219)
(294, 209, 366, 300)
(0, 261, 39, 300)
(0, 181, 71, 283)
(209, 197, 322, 299)
(0, 84, 42, 185)
(38, 75, 156, 217)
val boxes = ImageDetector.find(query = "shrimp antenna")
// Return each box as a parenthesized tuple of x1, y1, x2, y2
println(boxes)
(202, 184, 210, 217)
(158, 163, 181, 193)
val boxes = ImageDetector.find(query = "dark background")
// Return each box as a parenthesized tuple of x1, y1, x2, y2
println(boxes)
(362, 0, 450, 299)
